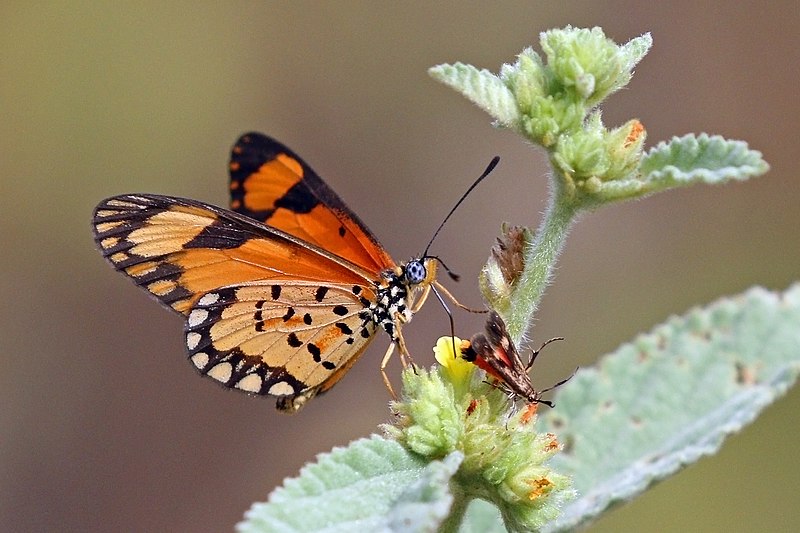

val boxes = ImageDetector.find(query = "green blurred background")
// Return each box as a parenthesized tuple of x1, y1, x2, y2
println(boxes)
(2, 2, 798, 531)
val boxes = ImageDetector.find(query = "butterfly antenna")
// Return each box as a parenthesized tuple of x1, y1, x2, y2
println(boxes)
(422, 156, 500, 260)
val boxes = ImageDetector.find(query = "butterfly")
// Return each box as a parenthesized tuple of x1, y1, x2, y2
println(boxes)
(461, 311, 573, 407)
(93, 133, 490, 413)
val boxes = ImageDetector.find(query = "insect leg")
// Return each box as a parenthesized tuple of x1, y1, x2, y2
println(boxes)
(432, 281, 486, 313)
(409, 283, 432, 313)
(380, 341, 399, 400)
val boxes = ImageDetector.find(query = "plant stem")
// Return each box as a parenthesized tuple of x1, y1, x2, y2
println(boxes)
(439, 490, 470, 533)
(506, 176, 577, 343)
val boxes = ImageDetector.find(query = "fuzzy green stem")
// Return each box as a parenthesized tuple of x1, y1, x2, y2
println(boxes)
(439, 488, 470, 533)
(506, 177, 578, 343)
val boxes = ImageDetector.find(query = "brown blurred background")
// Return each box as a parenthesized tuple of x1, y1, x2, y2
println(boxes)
(2, 2, 798, 531)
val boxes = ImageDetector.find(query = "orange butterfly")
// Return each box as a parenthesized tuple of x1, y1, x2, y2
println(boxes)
(461, 311, 573, 408)
(93, 133, 486, 413)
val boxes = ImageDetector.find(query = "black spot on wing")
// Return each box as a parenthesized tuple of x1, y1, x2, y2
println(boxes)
(287, 332, 302, 348)
(307, 343, 321, 362)
(254, 300, 266, 331)
(335, 322, 353, 335)
(315, 286, 329, 302)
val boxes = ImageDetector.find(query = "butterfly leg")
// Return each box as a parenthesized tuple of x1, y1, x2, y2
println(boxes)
(432, 281, 487, 314)
(380, 341, 399, 400)
(409, 283, 432, 313)
(379, 316, 418, 400)
(394, 321, 415, 368)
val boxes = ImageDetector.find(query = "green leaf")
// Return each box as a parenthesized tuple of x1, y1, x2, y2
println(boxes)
(535, 284, 800, 532)
(238, 436, 460, 533)
(640, 132, 770, 190)
(389, 451, 463, 531)
(619, 33, 652, 78)
(429, 62, 520, 127)
(583, 133, 769, 203)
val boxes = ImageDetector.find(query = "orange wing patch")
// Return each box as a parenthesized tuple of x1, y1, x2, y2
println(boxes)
(229, 133, 395, 274)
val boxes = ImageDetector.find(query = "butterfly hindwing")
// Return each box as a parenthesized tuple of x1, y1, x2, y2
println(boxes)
(229, 132, 395, 274)
(184, 282, 377, 408)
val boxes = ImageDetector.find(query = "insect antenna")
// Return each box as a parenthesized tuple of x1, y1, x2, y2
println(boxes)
(423, 157, 499, 356)
(539, 367, 579, 395)
(526, 336, 565, 371)
(421, 156, 500, 267)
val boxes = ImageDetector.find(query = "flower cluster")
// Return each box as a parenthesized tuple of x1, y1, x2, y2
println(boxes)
(383, 337, 574, 531)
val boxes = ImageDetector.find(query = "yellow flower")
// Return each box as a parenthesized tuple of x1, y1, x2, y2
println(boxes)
(433, 336, 475, 393)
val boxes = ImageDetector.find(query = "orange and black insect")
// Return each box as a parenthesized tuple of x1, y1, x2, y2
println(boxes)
(93, 132, 495, 412)
(461, 311, 574, 407)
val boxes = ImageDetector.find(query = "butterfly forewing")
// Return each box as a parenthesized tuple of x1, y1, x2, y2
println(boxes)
(229, 133, 395, 274)
(93, 194, 375, 315)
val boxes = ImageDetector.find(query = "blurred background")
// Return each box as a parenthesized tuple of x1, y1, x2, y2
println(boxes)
(2, 2, 798, 531)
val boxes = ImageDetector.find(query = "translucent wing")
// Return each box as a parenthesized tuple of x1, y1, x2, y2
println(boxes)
(228, 132, 395, 274)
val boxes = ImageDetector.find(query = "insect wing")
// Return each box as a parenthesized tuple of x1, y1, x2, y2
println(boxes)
(185, 281, 377, 411)
(462, 311, 539, 403)
(93, 194, 382, 410)
(229, 132, 395, 274)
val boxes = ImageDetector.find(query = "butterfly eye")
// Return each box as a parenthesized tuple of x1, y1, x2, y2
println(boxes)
(405, 260, 427, 285)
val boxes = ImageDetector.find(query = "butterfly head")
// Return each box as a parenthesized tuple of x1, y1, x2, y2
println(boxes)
(403, 257, 437, 286)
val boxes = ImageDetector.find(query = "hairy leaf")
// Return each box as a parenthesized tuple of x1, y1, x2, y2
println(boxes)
(537, 284, 800, 531)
